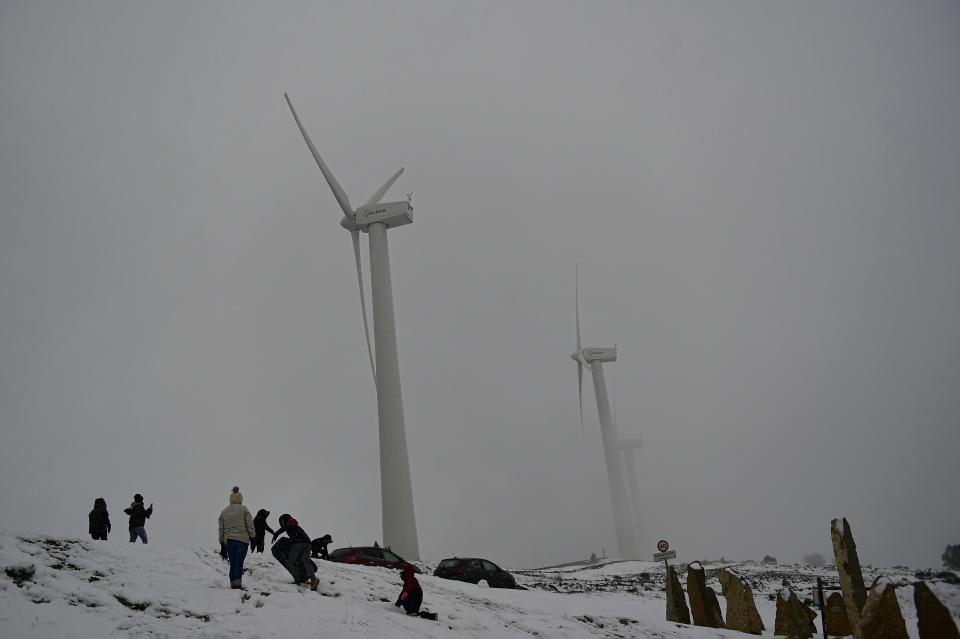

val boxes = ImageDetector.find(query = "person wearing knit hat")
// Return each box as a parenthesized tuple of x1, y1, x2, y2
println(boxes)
(218, 486, 256, 589)
(123, 493, 153, 543)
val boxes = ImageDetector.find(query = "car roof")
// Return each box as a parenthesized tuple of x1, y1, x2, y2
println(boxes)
(332, 546, 405, 556)
(440, 557, 495, 562)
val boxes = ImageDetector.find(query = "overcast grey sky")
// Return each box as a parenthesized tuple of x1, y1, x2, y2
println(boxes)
(1, 1, 958, 569)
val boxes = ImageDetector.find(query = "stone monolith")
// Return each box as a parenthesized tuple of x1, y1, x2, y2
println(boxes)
(665, 565, 690, 624)
(824, 591, 853, 636)
(687, 563, 724, 628)
(914, 581, 960, 639)
(859, 578, 908, 639)
(718, 569, 764, 635)
(774, 587, 817, 639)
(831, 517, 867, 638)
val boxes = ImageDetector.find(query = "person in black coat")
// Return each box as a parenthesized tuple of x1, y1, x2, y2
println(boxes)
(251, 509, 275, 553)
(88, 498, 111, 540)
(272, 514, 318, 590)
(123, 493, 153, 543)
(311, 534, 332, 559)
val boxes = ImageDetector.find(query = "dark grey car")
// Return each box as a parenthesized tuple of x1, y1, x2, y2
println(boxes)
(433, 557, 519, 588)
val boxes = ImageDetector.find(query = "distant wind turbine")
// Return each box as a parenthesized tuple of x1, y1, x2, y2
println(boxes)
(571, 265, 639, 559)
(285, 92, 419, 560)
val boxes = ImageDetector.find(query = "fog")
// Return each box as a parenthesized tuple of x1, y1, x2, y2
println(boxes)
(1, 1, 958, 569)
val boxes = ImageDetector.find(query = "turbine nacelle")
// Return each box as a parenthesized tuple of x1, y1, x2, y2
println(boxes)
(355, 200, 413, 229)
(572, 346, 617, 365)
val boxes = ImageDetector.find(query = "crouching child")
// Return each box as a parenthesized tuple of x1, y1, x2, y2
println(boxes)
(395, 564, 423, 615)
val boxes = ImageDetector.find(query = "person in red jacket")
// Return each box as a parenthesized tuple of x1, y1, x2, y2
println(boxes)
(394, 564, 423, 615)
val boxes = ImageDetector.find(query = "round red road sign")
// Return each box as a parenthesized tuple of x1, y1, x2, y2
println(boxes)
(657, 539, 669, 553)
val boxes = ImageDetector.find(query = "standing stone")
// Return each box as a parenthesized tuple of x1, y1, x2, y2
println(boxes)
(914, 581, 960, 639)
(831, 517, 868, 638)
(719, 569, 764, 635)
(706, 586, 725, 629)
(687, 562, 724, 628)
(665, 565, 691, 624)
(774, 587, 817, 639)
(824, 591, 853, 637)
(859, 578, 909, 639)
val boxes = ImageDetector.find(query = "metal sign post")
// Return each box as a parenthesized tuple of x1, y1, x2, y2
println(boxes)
(653, 539, 676, 569)
(814, 577, 827, 638)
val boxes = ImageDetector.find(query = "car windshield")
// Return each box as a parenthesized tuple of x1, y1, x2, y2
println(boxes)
(437, 559, 460, 568)
(329, 548, 353, 560)
(381, 550, 403, 563)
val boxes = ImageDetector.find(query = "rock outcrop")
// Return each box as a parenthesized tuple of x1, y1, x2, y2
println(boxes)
(831, 517, 868, 638)
(665, 565, 690, 624)
(774, 587, 817, 639)
(859, 578, 909, 639)
(686, 563, 724, 628)
(718, 569, 764, 635)
(914, 581, 960, 639)
(824, 591, 853, 637)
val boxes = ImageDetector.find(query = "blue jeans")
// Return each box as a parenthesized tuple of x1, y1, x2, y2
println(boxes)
(226, 539, 249, 582)
(129, 527, 148, 543)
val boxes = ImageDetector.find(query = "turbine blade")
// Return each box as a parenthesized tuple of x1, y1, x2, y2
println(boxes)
(575, 262, 582, 351)
(578, 361, 584, 435)
(364, 167, 405, 206)
(284, 92, 354, 218)
(352, 229, 377, 387)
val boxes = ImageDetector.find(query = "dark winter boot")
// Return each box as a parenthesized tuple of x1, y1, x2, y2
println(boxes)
(230, 580, 241, 589)
(310, 576, 319, 591)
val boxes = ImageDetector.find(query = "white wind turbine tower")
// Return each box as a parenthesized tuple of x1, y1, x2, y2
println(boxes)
(571, 266, 640, 559)
(619, 436, 648, 554)
(285, 93, 419, 560)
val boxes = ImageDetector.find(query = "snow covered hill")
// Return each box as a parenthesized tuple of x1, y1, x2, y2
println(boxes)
(1, 530, 957, 638)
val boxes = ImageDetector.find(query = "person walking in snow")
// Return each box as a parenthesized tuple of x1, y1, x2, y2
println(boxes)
(272, 513, 319, 591)
(250, 508, 274, 553)
(218, 486, 256, 589)
(124, 493, 153, 543)
(88, 497, 111, 540)
(394, 564, 423, 616)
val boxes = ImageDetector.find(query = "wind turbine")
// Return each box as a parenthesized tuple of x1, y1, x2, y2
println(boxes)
(285, 92, 419, 560)
(619, 436, 648, 555)
(571, 266, 640, 559)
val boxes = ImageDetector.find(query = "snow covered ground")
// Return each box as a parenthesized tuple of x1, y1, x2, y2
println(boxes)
(1, 529, 957, 638)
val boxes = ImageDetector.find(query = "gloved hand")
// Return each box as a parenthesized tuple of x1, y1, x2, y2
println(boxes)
(400, 592, 408, 601)
(219, 543, 227, 559)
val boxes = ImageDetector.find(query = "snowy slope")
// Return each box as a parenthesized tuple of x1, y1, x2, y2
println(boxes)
(2, 530, 957, 638)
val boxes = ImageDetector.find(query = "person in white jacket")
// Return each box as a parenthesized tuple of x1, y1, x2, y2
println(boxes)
(218, 486, 256, 589)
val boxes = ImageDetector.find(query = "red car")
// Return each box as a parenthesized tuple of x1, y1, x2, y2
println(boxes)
(327, 546, 421, 573)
